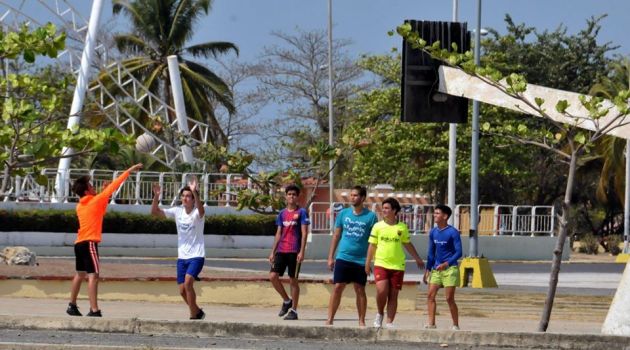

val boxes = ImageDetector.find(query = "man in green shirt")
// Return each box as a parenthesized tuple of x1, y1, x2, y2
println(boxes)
(365, 197, 424, 328)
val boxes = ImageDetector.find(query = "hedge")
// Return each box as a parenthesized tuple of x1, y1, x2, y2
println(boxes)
(0, 210, 276, 236)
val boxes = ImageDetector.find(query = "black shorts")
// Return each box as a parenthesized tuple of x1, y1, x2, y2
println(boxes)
(270, 252, 298, 278)
(74, 241, 100, 274)
(333, 259, 367, 286)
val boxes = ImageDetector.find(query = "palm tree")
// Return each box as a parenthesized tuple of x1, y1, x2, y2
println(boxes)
(589, 58, 630, 208)
(107, 0, 238, 147)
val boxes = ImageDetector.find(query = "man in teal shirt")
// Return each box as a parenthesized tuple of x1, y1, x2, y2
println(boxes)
(325, 185, 377, 326)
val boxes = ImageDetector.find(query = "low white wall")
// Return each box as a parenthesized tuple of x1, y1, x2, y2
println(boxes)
(0, 202, 254, 215)
(0, 231, 568, 260)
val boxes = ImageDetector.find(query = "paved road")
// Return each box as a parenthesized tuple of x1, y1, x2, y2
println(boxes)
(86, 257, 624, 294)
(0, 329, 533, 350)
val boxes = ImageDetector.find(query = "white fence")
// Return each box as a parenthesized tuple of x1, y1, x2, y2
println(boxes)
(308, 202, 555, 237)
(1, 169, 250, 206)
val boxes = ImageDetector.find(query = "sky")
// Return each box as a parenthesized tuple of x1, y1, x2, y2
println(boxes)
(200, 0, 628, 61)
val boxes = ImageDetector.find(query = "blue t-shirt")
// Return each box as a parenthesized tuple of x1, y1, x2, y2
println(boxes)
(275, 207, 310, 253)
(334, 207, 378, 265)
(426, 225, 463, 270)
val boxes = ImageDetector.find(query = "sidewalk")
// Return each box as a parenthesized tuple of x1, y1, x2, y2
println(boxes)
(0, 256, 626, 349)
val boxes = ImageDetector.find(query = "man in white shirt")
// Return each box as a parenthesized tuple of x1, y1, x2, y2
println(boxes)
(151, 177, 205, 319)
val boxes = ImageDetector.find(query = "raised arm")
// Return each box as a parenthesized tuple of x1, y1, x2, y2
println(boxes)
(188, 176, 204, 217)
(151, 183, 165, 218)
(96, 163, 143, 201)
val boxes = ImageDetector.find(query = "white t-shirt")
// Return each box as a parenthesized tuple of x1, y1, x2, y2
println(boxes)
(163, 206, 205, 259)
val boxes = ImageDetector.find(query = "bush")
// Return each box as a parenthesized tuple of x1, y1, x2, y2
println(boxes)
(0, 209, 276, 236)
(606, 235, 623, 256)
(578, 233, 600, 255)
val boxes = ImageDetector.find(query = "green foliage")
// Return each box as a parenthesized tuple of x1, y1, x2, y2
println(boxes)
(0, 24, 130, 195)
(577, 233, 600, 254)
(0, 210, 276, 236)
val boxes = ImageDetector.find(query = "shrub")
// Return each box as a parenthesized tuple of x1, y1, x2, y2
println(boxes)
(0, 209, 276, 236)
(606, 235, 623, 256)
(578, 233, 600, 255)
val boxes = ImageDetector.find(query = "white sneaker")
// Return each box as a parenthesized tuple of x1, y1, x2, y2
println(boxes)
(424, 324, 437, 329)
(373, 313, 383, 328)
(451, 325, 460, 331)
(384, 323, 395, 329)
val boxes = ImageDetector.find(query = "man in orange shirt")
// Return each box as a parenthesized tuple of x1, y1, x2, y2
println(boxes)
(66, 163, 142, 317)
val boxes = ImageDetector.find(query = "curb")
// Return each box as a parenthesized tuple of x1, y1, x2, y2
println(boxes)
(0, 316, 627, 350)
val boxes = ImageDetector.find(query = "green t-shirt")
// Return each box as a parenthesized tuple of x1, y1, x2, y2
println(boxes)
(368, 220, 410, 271)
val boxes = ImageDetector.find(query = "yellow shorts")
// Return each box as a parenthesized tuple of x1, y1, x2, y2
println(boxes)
(429, 266, 460, 287)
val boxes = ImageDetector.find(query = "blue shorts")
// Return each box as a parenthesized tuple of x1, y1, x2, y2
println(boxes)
(333, 259, 367, 286)
(176, 257, 205, 284)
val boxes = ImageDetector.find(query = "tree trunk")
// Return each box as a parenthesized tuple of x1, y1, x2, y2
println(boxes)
(538, 151, 578, 332)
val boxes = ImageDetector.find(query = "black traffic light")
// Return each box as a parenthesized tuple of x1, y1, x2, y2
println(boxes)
(401, 20, 470, 123)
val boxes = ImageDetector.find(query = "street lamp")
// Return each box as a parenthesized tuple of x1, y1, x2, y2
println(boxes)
(327, 0, 334, 234)
(470, 0, 483, 257)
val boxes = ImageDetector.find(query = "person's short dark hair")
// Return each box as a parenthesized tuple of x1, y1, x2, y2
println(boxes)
(382, 197, 401, 214)
(180, 186, 193, 196)
(435, 204, 452, 219)
(285, 184, 301, 195)
(72, 176, 91, 198)
(351, 185, 367, 198)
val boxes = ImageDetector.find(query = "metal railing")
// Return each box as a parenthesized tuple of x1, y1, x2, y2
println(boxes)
(308, 202, 555, 237)
(1, 168, 249, 206)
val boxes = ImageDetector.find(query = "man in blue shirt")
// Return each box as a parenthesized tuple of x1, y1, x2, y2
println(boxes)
(325, 185, 377, 326)
(424, 204, 463, 330)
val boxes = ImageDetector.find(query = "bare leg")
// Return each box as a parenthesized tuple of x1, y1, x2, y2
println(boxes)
(269, 272, 290, 301)
(87, 273, 99, 312)
(325, 283, 346, 325)
(289, 277, 300, 310)
(353, 283, 367, 327)
(184, 274, 200, 317)
(427, 284, 440, 326)
(69, 272, 86, 305)
(445, 286, 459, 327)
(179, 283, 188, 304)
(375, 280, 388, 317)
(386, 286, 400, 324)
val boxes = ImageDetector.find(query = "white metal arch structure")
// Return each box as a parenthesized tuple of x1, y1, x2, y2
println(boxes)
(0, 0, 213, 169)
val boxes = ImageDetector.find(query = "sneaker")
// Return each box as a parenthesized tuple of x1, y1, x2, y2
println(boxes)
(86, 309, 102, 317)
(451, 325, 460, 331)
(190, 309, 205, 320)
(278, 299, 292, 317)
(283, 309, 298, 320)
(373, 313, 383, 328)
(384, 323, 395, 329)
(423, 324, 436, 329)
(66, 303, 82, 316)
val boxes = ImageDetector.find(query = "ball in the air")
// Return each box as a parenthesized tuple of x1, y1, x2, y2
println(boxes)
(135, 133, 156, 153)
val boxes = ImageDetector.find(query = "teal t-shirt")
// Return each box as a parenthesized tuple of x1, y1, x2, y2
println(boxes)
(335, 207, 378, 265)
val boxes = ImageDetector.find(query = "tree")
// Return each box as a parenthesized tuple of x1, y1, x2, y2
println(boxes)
(107, 0, 238, 148)
(397, 15, 630, 332)
(253, 28, 365, 170)
(0, 23, 129, 198)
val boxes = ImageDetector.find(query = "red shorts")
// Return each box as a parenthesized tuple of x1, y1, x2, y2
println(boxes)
(373, 266, 405, 290)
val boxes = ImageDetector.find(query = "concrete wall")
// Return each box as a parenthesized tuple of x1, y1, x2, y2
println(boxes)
(0, 231, 568, 260)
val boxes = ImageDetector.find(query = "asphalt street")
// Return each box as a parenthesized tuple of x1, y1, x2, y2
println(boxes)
(78, 257, 626, 295)
(0, 329, 537, 350)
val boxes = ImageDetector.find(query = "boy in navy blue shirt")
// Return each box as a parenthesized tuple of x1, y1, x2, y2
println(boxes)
(424, 204, 462, 330)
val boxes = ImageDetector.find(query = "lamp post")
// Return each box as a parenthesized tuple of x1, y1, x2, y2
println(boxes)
(469, 0, 482, 257)
(448, 0, 459, 225)
(327, 0, 335, 234)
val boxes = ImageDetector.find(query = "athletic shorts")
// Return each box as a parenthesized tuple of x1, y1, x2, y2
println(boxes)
(429, 265, 460, 287)
(270, 252, 298, 278)
(333, 259, 367, 286)
(177, 257, 205, 284)
(74, 241, 100, 274)
(373, 266, 405, 290)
